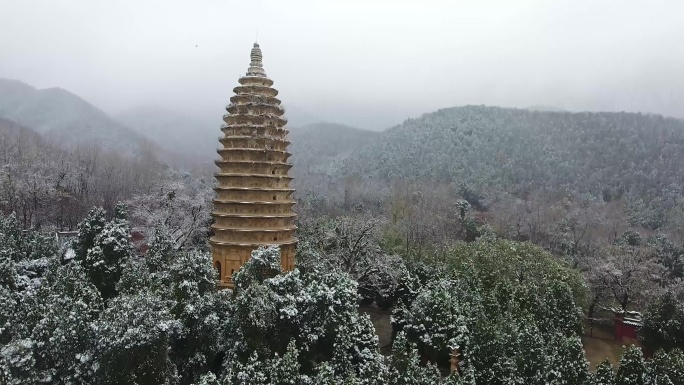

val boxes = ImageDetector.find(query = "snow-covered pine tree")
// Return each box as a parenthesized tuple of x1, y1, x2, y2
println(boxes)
(30, 262, 103, 384)
(640, 290, 684, 352)
(268, 341, 301, 385)
(93, 291, 181, 384)
(400, 279, 471, 365)
(594, 359, 616, 385)
(83, 210, 133, 300)
(616, 346, 648, 385)
(387, 332, 441, 385)
(73, 207, 107, 263)
(539, 281, 584, 337)
(166, 251, 230, 384)
(648, 349, 684, 385)
(514, 320, 548, 385)
(232, 245, 283, 291)
(546, 334, 591, 385)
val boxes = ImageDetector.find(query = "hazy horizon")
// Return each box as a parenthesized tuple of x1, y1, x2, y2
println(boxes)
(1, 0, 683, 130)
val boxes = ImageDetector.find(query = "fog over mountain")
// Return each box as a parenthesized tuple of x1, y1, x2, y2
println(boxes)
(0, 78, 159, 154)
(1, 0, 683, 130)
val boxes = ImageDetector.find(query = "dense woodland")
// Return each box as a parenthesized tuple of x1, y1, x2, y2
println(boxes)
(2, 80, 684, 383)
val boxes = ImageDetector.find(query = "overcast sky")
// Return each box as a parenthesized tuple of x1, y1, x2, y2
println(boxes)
(1, 0, 683, 129)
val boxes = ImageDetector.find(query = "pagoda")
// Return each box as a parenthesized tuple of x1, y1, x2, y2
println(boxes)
(211, 42, 297, 287)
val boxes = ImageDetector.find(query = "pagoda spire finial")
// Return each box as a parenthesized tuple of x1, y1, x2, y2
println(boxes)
(246, 42, 266, 77)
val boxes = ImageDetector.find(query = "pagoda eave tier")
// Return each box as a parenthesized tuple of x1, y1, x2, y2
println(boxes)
(214, 172, 293, 179)
(212, 199, 296, 204)
(214, 158, 292, 163)
(209, 238, 298, 247)
(220, 133, 289, 139)
(215, 159, 291, 167)
(230, 94, 281, 105)
(211, 227, 296, 243)
(217, 148, 291, 156)
(238, 76, 274, 87)
(220, 126, 290, 138)
(212, 212, 296, 218)
(214, 162, 292, 176)
(212, 213, 296, 228)
(214, 185, 294, 191)
(226, 104, 284, 116)
(223, 114, 288, 126)
(216, 149, 292, 163)
(214, 175, 292, 189)
(233, 85, 278, 97)
(211, 225, 297, 231)
(212, 200, 296, 213)
(214, 187, 294, 201)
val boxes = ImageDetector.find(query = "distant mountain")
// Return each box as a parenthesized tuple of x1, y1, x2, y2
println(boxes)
(288, 122, 380, 175)
(525, 105, 567, 113)
(0, 78, 160, 155)
(336, 106, 684, 215)
(116, 106, 218, 165)
(0, 117, 46, 156)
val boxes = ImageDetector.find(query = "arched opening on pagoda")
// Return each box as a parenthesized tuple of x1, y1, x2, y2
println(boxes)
(214, 261, 222, 280)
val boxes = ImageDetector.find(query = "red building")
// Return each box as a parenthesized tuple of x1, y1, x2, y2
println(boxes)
(613, 310, 642, 343)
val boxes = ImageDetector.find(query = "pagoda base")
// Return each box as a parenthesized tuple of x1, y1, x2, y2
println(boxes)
(210, 241, 296, 288)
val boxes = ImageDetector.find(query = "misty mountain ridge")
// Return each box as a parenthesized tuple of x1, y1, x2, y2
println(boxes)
(525, 105, 568, 113)
(115, 105, 218, 165)
(0, 78, 162, 156)
(0, 116, 46, 153)
(288, 122, 379, 176)
(334, 106, 684, 218)
(4, 76, 684, 222)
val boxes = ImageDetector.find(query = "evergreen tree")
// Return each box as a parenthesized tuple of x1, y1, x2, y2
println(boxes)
(387, 332, 442, 385)
(222, 350, 271, 385)
(401, 279, 471, 365)
(31, 263, 103, 384)
(616, 346, 648, 385)
(595, 360, 616, 385)
(192, 372, 219, 385)
(83, 213, 133, 300)
(649, 349, 684, 385)
(73, 207, 106, 263)
(546, 335, 591, 385)
(269, 341, 301, 385)
(93, 291, 181, 384)
(0, 259, 22, 344)
(538, 281, 583, 336)
(232, 246, 283, 291)
(166, 251, 229, 384)
(640, 290, 684, 352)
(515, 321, 548, 385)
(0, 213, 25, 263)
(0, 338, 37, 385)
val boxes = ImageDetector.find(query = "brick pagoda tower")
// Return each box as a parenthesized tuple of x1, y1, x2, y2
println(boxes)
(211, 43, 297, 287)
